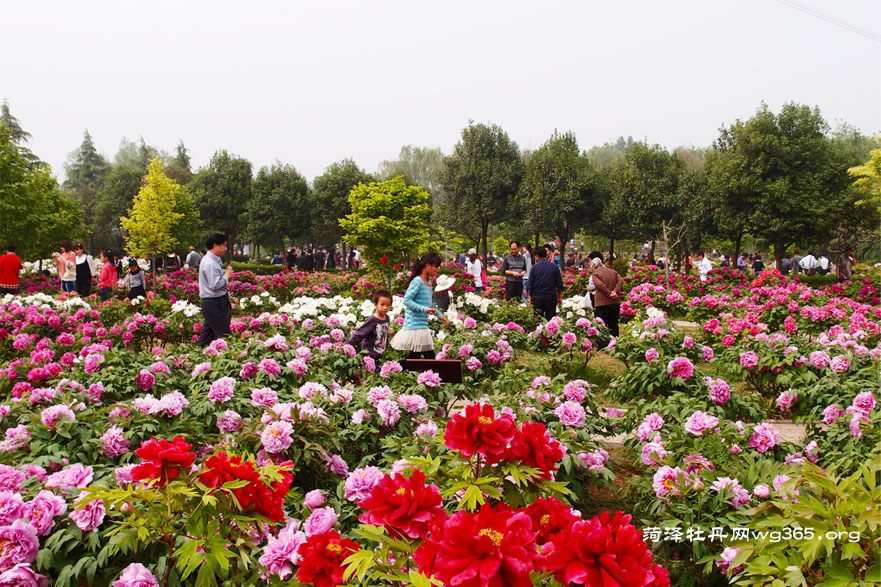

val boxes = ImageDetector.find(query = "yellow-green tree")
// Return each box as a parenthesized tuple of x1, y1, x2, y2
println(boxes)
(121, 157, 184, 288)
(848, 137, 881, 210)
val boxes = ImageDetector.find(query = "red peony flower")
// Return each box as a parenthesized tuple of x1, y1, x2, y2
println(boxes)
(414, 503, 536, 587)
(507, 421, 564, 479)
(357, 470, 446, 540)
(296, 530, 360, 587)
(535, 510, 670, 587)
(443, 403, 518, 464)
(198, 453, 293, 522)
(523, 497, 578, 544)
(131, 436, 196, 486)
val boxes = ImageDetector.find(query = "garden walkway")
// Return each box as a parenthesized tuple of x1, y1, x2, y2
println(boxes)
(595, 420, 807, 447)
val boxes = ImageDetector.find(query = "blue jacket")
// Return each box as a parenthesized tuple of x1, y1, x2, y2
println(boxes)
(402, 277, 443, 330)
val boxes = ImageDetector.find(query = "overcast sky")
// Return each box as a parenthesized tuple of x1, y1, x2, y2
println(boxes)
(3, 0, 879, 183)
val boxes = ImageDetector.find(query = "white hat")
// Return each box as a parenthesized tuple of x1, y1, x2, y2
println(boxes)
(434, 275, 456, 292)
(468, 248, 477, 255)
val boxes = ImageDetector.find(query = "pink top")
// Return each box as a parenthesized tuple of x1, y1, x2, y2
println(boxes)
(55, 251, 76, 280)
(98, 263, 117, 288)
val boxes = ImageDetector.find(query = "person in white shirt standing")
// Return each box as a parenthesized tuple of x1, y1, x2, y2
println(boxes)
(695, 250, 713, 282)
(465, 248, 483, 295)
(818, 254, 830, 275)
(799, 252, 819, 275)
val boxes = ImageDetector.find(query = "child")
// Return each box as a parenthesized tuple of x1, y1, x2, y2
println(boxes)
(127, 258, 147, 300)
(347, 290, 392, 362)
(98, 250, 118, 301)
(432, 275, 455, 313)
(391, 252, 449, 359)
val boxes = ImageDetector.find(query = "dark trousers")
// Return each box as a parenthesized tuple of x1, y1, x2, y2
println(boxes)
(0, 287, 18, 296)
(505, 280, 524, 301)
(100, 287, 112, 301)
(408, 350, 436, 360)
(197, 295, 232, 347)
(594, 304, 620, 337)
(531, 294, 557, 321)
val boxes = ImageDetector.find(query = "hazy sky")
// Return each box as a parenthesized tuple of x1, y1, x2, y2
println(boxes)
(3, 0, 879, 183)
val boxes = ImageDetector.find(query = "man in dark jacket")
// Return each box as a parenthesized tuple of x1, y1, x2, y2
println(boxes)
(500, 241, 527, 301)
(527, 246, 563, 320)
(589, 251, 623, 337)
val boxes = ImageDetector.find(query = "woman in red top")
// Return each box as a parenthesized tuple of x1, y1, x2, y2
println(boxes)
(98, 250, 118, 302)
(0, 245, 22, 296)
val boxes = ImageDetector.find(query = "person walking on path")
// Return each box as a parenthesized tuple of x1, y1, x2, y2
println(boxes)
(799, 252, 819, 275)
(197, 233, 235, 348)
(500, 240, 527, 301)
(589, 251, 623, 337)
(390, 252, 448, 359)
(736, 252, 748, 273)
(837, 247, 856, 282)
(53, 240, 76, 293)
(73, 243, 94, 297)
(98, 250, 118, 302)
(126, 259, 148, 300)
(527, 246, 563, 320)
(186, 246, 201, 270)
(0, 245, 22, 296)
(695, 250, 713, 282)
(521, 244, 534, 302)
(465, 248, 483, 295)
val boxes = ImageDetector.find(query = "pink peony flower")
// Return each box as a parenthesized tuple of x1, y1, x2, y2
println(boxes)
(554, 401, 586, 428)
(217, 410, 242, 433)
(829, 355, 850, 373)
(379, 361, 403, 378)
(852, 392, 876, 415)
(577, 448, 608, 471)
(752, 484, 771, 498)
(251, 387, 278, 407)
(652, 466, 684, 498)
(645, 348, 659, 362)
(705, 378, 731, 405)
(0, 520, 40, 569)
(716, 547, 743, 574)
(112, 563, 159, 587)
(701, 345, 715, 361)
(324, 453, 349, 476)
(69, 492, 105, 533)
(0, 563, 49, 587)
(684, 411, 719, 436)
(260, 421, 294, 453)
(739, 351, 759, 370)
(304, 506, 338, 536)
(40, 404, 75, 430)
(667, 356, 694, 380)
(822, 403, 845, 425)
(207, 377, 236, 403)
(0, 491, 24, 526)
(100, 426, 131, 457)
(416, 370, 441, 387)
(376, 399, 401, 427)
(749, 423, 781, 453)
(775, 390, 798, 413)
(808, 351, 831, 369)
(304, 490, 326, 510)
(136, 370, 155, 391)
(258, 520, 306, 580)
(343, 466, 383, 502)
(398, 394, 428, 414)
(464, 357, 482, 372)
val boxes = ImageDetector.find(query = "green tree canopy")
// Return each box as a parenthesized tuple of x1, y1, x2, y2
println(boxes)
(339, 176, 430, 274)
(121, 157, 184, 265)
(441, 122, 524, 259)
(378, 145, 445, 201)
(189, 149, 252, 251)
(0, 124, 82, 260)
(63, 130, 111, 248)
(517, 130, 602, 247)
(311, 159, 374, 250)
(246, 163, 311, 252)
(0, 100, 32, 146)
(92, 165, 144, 254)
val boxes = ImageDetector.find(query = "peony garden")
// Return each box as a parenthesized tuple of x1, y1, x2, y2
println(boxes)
(0, 263, 878, 587)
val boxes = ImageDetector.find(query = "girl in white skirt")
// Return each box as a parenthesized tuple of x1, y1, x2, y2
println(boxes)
(391, 252, 449, 359)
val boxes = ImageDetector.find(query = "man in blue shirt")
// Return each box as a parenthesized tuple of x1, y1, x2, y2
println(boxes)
(196, 233, 235, 347)
(527, 246, 563, 320)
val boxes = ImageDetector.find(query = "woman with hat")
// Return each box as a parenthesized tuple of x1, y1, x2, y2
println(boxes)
(465, 248, 483, 295)
(126, 258, 148, 300)
(432, 274, 456, 313)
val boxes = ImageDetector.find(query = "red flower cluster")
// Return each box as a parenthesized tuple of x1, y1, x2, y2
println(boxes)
(296, 530, 360, 587)
(198, 452, 294, 522)
(410, 499, 669, 587)
(443, 403, 518, 464)
(131, 436, 196, 486)
(536, 510, 670, 587)
(414, 503, 536, 587)
(357, 470, 446, 540)
(444, 404, 564, 477)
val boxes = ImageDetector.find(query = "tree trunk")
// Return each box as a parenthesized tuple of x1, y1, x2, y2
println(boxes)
(534, 233, 540, 250)
(734, 233, 742, 264)
(774, 239, 786, 272)
(150, 253, 156, 295)
(609, 236, 615, 260)
(648, 240, 656, 265)
(480, 220, 489, 264)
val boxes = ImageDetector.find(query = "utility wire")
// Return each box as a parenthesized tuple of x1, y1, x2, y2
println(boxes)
(774, 0, 881, 42)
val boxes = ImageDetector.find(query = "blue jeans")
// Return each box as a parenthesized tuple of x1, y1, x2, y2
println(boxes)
(522, 279, 530, 300)
(61, 280, 75, 293)
(100, 287, 113, 301)
(475, 286, 483, 296)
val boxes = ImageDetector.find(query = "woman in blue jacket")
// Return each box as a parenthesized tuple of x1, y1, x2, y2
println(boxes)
(390, 252, 449, 359)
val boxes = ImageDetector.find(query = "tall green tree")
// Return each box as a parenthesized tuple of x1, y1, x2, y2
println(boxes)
(92, 165, 144, 253)
(608, 141, 686, 261)
(114, 137, 163, 172)
(706, 102, 854, 267)
(120, 158, 186, 287)
(0, 100, 31, 145)
(311, 159, 374, 251)
(378, 145, 445, 201)
(517, 131, 602, 247)
(246, 163, 311, 253)
(441, 122, 524, 260)
(0, 124, 81, 260)
(165, 141, 192, 185)
(339, 176, 430, 281)
(63, 130, 111, 248)
(189, 150, 252, 252)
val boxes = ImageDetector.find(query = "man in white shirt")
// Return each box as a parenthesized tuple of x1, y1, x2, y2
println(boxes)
(465, 248, 483, 295)
(695, 251, 713, 282)
(818, 254, 830, 275)
(799, 252, 819, 275)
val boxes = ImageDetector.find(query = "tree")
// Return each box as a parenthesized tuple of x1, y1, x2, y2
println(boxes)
(0, 124, 82, 260)
(63, 130, 111, 248)
(840, 137, 881, 255)
(608, 142, 686, 262)
(706, 102, 854, 267)
(246, 163, 311, 253)
(189, 150, 252, 252)
(120, 158, 185, 289)
(114, 137, 163, 171)
(92, 165, 144, 253)
(311, 159, 374, 251)
(441, 122, 524, 260)
(0, 100, 31, 145)
(585, 136, 634, 171)
(517, 131, 602, 248)
(378, 146, 445, 201)
(165, 141, 193, 185)
(339, 176, 430, 282)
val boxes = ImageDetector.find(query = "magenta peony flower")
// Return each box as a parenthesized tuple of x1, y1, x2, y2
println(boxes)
(112, 563, 159, 587)
(667, 356, 694, 380)
(775, 391, 798, 413)
(0, 521, 40, 568)
(739, 351, 759, 370)
(69, 492, 105, 533)
(0, 491, 24, 526)
(304, 490, 326, 510)
(684, 411, 719, 436)
(260, 421, 294, 453)
(652, 466, 684, 498)
(135, 370, 155, 392)
(829, 355, 850, 373)
(324, 453, 349, 476)
(100, 426, 131, 458)
(465, 357, 482, 372)
(0, 562, 49, 586)
(701, 345, 715, 361)
(644, 348, 659, 363)
(258, 520, 306, 580)
(208, 377, 236, 403)
(343, 466, 383, 502)
(706, 378, 731, 405)
(416, 370, 441, 388)
(554, 401, 586, 428)
(562, 332, 577, 346)
(852, 391, 876, 415)
(749, 423, 781, 453)
(822, 403, 845, 425)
